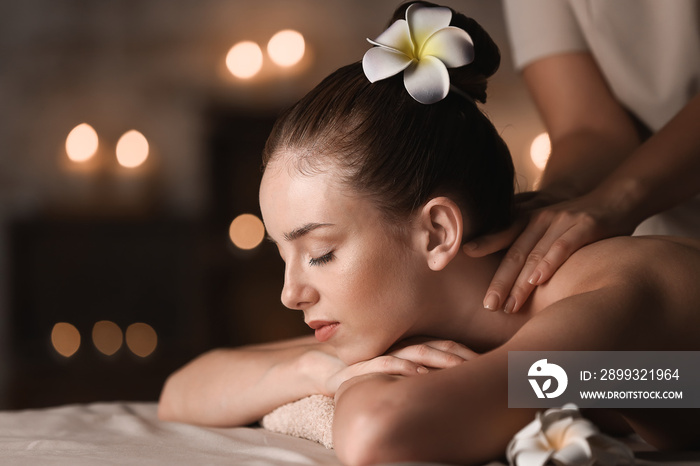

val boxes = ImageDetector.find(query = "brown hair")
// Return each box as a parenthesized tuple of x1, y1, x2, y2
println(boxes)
(262, 2, 514, 240)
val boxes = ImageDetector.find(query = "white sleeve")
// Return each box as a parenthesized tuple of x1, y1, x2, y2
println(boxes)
(503, 0, 589, 70)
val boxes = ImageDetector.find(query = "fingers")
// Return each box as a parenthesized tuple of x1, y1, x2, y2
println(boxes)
(507, 219, 599, 314)
(326, 355, 427, 395)
(389, 340, 476, 369)
(354, 356, 431, 378)
(463, 219, 526, 258)
(426, 339, 478, 360)
(465, 191, 563, 258)
(527, 219, 597, 286)
(481, 217, 550, 312)
(483, 210, 600, 314)
(500, 224, 572, 314)
(329, 340, 478, 395)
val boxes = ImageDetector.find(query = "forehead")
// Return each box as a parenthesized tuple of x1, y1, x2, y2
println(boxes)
(259, 158, 377, 238)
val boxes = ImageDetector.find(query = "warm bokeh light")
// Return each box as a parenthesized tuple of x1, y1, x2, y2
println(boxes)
(51, 322, 81, 357)
(530, 132, 551, 170)
(92, 320, 123, 356)
(226, 41, 263, 79)
(65, 123, 98, 162)
(116, 130, 149, 168)
(126, 323, 158, 357)
(267, 30, 305, 67)
(229, 213, 266, 250)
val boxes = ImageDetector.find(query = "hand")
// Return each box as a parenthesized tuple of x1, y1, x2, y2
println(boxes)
(333, 338, 477, 402)
(464, 191, 636, 313)
(318, 338, 476, 397)
(386, 336, 477, 369)
(464, 191, 564, 259)
(305, 349, 433, 398)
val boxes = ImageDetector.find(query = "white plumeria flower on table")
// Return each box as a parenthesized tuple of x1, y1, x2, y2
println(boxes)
(506, 404, 635, 466)
(362, 3, 474, 104)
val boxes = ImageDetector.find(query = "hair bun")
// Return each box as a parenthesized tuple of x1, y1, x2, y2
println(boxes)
(450, 15, 500, 103)
(390, 1, 501, 103)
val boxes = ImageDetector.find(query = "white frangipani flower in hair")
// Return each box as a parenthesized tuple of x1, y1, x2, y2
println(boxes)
(362, 3, 475, 104)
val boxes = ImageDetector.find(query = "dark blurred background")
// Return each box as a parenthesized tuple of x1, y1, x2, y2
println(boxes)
(0, 0, 546, 410)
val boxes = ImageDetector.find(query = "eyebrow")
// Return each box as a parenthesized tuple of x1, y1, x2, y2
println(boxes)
(267, 223, 334, 243)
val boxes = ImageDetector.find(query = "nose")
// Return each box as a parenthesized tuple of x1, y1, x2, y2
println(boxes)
(281, 262, 318, 310)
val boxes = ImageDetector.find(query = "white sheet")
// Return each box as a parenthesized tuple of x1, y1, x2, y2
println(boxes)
(0, 402, 340, 465)
(1, 401, 698, 465)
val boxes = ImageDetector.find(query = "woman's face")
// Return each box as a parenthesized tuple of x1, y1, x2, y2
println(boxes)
(259, 157, 431, 364)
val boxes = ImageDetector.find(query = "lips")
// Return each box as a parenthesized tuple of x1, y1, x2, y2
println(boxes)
(307, 320, 340, 342)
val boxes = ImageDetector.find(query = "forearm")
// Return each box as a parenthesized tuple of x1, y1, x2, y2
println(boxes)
(333, 358, 529, 466)
(158, 338, 335, 426)
(540, 129, 638, 200)
(590, 93, 700, 227)
(522, 53, 641, 200)
(333, 374, 405, 466)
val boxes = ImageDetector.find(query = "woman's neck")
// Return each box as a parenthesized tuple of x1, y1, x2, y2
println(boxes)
(416, 251, 535, 353)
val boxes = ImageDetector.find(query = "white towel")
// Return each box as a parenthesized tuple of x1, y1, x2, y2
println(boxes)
(261, 395, 335, 449)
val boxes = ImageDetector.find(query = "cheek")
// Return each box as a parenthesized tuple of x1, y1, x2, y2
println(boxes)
(337, 241, 413, 306)
(333, 240, 424, 349)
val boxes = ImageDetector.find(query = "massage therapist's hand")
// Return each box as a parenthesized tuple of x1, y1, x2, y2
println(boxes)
(464, 190, 564, 262)
(464, 190, 638, 314)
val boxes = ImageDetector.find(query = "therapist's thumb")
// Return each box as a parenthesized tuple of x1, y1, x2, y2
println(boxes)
(463, 223, 523, 257)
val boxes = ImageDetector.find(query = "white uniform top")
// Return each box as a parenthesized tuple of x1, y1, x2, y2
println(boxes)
(503, 0, 700, 237)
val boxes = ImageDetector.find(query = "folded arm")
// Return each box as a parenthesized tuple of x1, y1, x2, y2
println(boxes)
(158, 335, 472, 427)
(158, 336, 339, 426)
(333, 346, 533, 465)
(333, 276, 668, 465)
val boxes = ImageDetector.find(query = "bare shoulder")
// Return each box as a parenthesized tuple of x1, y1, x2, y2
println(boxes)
(538, 235, 700, 303)
(523, 235, 700, 351)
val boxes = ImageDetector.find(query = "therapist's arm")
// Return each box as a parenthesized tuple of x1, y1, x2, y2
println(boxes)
(588, 92, 700, 233)
(467, 52, 700, 314)
(525, 52, 641, 199)
(534, 52, 700, 217)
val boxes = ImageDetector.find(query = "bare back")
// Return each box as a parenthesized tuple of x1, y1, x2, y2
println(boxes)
(503, 235, 700, 449)
(525, 235, 700, 351)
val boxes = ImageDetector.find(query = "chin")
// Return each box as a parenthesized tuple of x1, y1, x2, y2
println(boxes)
(335, 341, 391, 366)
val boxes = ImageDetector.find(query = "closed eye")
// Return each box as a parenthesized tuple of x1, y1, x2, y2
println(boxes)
(309, 252, 334, 267)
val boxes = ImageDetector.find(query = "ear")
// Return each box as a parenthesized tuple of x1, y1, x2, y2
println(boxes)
(416, 197, 465, 271)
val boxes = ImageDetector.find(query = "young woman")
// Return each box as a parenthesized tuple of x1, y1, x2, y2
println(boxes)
(158, 3, 700, 464)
